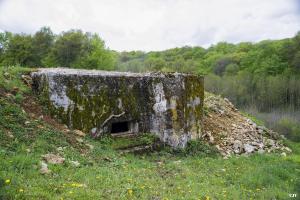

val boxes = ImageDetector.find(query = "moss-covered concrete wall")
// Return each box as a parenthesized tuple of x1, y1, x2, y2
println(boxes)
(31, 68, 204, 148)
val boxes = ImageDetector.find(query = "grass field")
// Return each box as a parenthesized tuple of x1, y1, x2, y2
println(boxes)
(0, 66, 299, 200)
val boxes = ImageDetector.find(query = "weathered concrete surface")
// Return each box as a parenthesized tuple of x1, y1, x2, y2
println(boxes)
(31, 68, 204, 148)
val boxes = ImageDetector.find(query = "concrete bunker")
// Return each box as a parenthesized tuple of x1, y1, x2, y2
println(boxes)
(31, 68, 204, 148)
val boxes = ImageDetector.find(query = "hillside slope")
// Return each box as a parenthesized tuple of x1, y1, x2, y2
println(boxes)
(0, 66, 299, 200)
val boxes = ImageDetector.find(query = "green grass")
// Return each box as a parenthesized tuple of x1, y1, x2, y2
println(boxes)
(0, 66, 300, 199)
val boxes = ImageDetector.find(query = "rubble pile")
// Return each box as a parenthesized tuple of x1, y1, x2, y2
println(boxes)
(203, 93, 292, 158)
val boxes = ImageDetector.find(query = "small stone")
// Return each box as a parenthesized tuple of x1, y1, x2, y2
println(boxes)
(73, 129, 86, 137)
(223, 156, 229, 159)
(244, 144, 255, 153)
(280, 135, 286, 139)
(90, 128, 97, 135)
(42, 153, 65, 164)
(173, 160, 182, 164)
(215, 145, 222, 151)
(206, 131, 215, 144)
(37, 125, 44, 129)
(156, 161, 164, 166)
(76, 137, 84, 143)
(233, 140, 243, 154)
(40, 161, 51, 174)
(284, 147, 292, 153)
(281, 152, 287, 157)
(57, 147, 63, 151)
(86, 143, 94, 150)
(7, 131, 14, 138)
(265, 139, 275, 147)
(70, 160, 80, 167)
(257, 129, 264, 134)
(63, 128, 70, 133)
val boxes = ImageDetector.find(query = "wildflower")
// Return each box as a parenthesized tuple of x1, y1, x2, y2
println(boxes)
(19, 189, 24, 192)
(69, 191, 73, 194)
(205, 196, 210, 200)
(5, 179, 10, 184)
(71, 183, 84, 187)
(127, 189, 133, 196)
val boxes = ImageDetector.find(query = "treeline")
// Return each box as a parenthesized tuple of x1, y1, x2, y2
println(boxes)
(117, 33, 300, 111)
(0, 27, 116, 70)
(1, 27, 300, 111)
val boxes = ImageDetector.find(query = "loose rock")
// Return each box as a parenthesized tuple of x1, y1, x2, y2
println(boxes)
(73, 129, 86, 137)
(70, 160, 80, 167)
(42, 153, 65, 164)
(40, 161, 51, 174)
(244, 144, 255, 153)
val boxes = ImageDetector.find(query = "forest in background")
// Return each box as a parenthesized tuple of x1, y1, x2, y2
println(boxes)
(0, 27, 299, 141)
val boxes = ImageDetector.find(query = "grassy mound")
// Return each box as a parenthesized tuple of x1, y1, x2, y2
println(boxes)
(0, 66, 299, 200)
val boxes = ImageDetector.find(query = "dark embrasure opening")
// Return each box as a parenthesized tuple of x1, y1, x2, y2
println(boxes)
(111, 121, 129, 133)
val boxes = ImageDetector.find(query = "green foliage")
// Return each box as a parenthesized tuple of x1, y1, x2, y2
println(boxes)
(4, 34, 34, 66)
(32, 27, 54, 66)
(0, 28, 116, 69)
(47, 29, 87, 67)
(74, 34, 116, 70)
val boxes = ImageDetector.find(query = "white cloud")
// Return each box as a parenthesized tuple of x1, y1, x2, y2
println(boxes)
(0, 0, 299, 51)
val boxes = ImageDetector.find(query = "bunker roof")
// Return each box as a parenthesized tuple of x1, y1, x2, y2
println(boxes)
(32, 68, 201, 78)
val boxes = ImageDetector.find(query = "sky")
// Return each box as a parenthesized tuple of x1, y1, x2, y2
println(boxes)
(0, 0, 299, 51)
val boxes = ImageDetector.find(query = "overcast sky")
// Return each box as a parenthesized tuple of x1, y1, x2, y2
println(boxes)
(0, 0, 299, 51)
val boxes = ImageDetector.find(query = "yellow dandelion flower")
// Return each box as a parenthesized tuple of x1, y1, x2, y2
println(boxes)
(127, 189, 133, 196)
(19, 189, 24, 192)
(5, 179, 10, 184)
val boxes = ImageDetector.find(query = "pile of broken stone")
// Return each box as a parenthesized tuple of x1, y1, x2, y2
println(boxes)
(203, 93, 292, 158)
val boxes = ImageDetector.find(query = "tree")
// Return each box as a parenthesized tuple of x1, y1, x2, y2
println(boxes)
(5, 34, 34, 66)
(0, 31, 12, 64)
(47, 29, 87, 67)
(213, 57, 233, 76)
(74, 34, 116, 70)
(32, 27, 54, 67)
